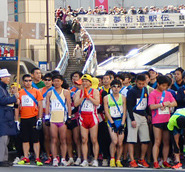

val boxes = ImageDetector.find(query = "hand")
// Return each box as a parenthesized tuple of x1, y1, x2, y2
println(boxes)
(15, 121, 20, 131)
(36, 118, 42, 130)
(163, 101, 170, 107)
(131, 121, 137, 128)
(111, 122, 117, 133)
(14, 93, 19, 99)
(83, 88, 90, 99)
(147, 116, 152, 124)
(118, 124, 125, 135)
(66, 116, 72, 125)
(44, 115, 50, 126)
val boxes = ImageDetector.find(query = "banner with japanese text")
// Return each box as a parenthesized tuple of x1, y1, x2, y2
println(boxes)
(77, 14, 185, 28)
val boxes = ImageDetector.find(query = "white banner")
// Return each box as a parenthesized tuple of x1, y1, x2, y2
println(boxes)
(77, 14, 185, 28)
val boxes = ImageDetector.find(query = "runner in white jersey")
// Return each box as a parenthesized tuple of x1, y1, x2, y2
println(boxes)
(45, 75, 71, 167)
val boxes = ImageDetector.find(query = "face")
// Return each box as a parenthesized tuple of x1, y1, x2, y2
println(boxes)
(44, 77, 52, 87)
(23, 77, 32, 88)
(103, 76, 111, 86)
(82, 79, 91, 88)
(136, 80, 146, 89)
(52, 79, 63, 88)
(149, 71, 158, 80)
(98, 78, 103, 87)
(175, 71, 182, 82)
(72, 73, 80, 84)
(123, 77, 131, 85)
(32, 69, 42, 82)
(145, 75, 150, 84)
(1, 76, 10, 85)
(157, 83, 168, 91)
(111, 84, 121, 94)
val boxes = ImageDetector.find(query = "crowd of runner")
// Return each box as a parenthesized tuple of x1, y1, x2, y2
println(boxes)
(1, 66, 185, 169)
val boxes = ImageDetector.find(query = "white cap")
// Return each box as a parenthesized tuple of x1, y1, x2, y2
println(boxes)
(0, 69, 11, 78)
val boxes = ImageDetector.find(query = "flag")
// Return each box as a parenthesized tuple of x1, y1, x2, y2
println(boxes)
(95, 0, 108, 12)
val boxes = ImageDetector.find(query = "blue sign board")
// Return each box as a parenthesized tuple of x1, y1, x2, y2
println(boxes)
(0, 57, 18, 61)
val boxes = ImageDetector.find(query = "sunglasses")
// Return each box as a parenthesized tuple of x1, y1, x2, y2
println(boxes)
(24, 80, 32, 82)
(112, 85, 121, 88)
(44, 79, 51, 81)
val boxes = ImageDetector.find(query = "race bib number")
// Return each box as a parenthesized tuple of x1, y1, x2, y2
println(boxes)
(43, 98, 46, 108)
(51, 99, 64, 111)
(136, 98, 147, 110)
(110, 106, 122, 118)
(158, 107, 170, 115)
(22, 95, 34, 107)
(81, 100, 93, 112)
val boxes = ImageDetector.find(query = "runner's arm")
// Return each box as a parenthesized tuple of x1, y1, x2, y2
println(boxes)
(89, 89, 100, 106)
(121, 96, 126, 125)
(64, 90, 72, 117)
(104, 96, 114, 123)
(74, 90, 84, 107)
(38, 100, 43, 119)
(45, 91, 51, 116)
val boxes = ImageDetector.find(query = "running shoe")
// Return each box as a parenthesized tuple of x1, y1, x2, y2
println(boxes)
(129, 160, 138, 168)
(13, 157, 20, 164)
(80, 160, 89, 167)
(18, 157, 30, 165)
(92, 160, 98, 167)
(67, 158, 74, 166)
(172, 162, 182, 169)
(61, 158, 67, 166)
(110, 158, 116, 167)
(74, 158, 81, 166)
(138, 159, 149, 168)
(116, 160, 123, 167)
(35, 158, 43, 166)
(162, 161, 171, 168)
(153, 162, 161, 169)
(44, 157, 52, 164)
(53, 158, 59, 167)
(102, 159, 108, 167)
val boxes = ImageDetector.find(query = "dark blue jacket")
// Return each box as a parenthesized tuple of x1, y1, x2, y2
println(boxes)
(127, 86, 149, 121)
(0, 81, 17, 136)
(176, 86, 185, 109)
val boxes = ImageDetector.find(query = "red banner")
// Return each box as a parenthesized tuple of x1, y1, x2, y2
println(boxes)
(95, 0, 108, 12)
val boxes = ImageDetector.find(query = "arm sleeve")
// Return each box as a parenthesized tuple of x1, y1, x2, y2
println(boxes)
(0, 88, 16, 106)
(148, 92, 155, 106)
(127, 90, 135, 121)
(37, 90, 44, 101)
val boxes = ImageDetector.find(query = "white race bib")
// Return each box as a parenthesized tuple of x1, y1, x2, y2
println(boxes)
(136, 98, 147, 110)
(22, 95, 34, 107)
(110, 106, 122, 118)
(81, 100, 94, 112)
(43, 98, 46, 108)
(158, 107, 170, 115)
(51, 99, 64, 111)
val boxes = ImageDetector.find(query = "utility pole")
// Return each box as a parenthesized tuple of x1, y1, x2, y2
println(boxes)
(46, 0, 50, 70)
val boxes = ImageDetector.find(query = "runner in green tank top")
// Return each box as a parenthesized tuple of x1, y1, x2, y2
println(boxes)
(104, 79, 126, 167)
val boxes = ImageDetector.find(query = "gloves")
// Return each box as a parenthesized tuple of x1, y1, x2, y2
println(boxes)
(36, 118, 43, 130)
(15, 121, 20, 131)
(83, 88, 90, 99)
(118, 124, 125, 135)
(45, 115, 50, 126)
(111, 122, 117, 133)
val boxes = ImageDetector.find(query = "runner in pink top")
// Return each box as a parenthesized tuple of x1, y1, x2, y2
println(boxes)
(149, 89, 175, 124)
(148, 75, 177, 169)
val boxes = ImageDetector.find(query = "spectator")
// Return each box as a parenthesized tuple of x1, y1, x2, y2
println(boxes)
(73, 44, 83, 64)
(72, 19, 81, 43)
(0, 69, 18, 167)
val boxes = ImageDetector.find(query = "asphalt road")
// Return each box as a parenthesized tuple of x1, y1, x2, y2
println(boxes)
(0, 166, 183, 172)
